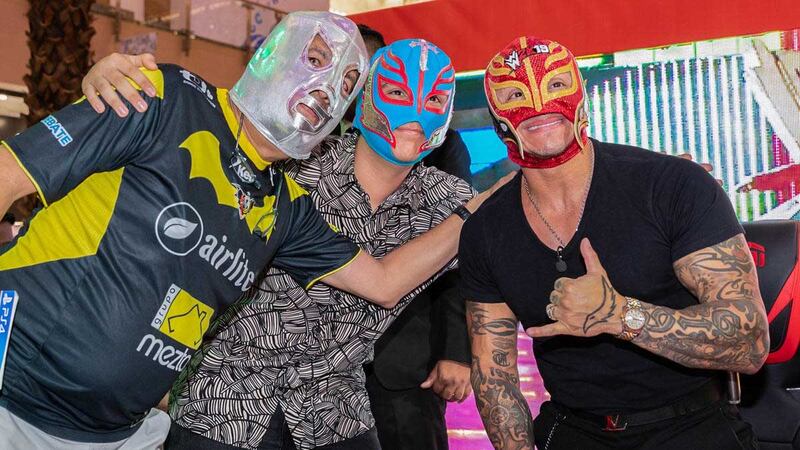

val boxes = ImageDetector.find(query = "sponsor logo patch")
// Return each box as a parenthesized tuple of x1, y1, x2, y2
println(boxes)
(151, 284, 213, 350)
(0, 290, 19, 389)
(42, 115, 73, 147)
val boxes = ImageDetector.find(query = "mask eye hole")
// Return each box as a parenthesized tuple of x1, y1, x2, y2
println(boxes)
(342, 68, 360, 97)
(498, 87, 525, 104)
(376, 75, 413, 106)
(547, 73, 573, 93)
(305, 33, 333, 70)
(424, 93, 450, 114)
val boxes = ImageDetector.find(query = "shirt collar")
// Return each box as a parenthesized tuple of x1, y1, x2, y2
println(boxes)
(217, 88, 270, 171)
(331, 131, 427, 213)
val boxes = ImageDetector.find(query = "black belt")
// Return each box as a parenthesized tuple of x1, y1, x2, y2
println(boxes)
(555, 381, 723, 431)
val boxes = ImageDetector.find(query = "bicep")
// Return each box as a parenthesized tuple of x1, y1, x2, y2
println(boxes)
(467, 301, 519, 367)
(672, 233, 762, 306)
(0, 144, 36, 208)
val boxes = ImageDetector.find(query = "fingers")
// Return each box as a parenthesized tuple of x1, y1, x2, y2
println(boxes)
(124, 55, 158, 98)
(82, 78, 106, 114)
(107, 69, 148, 113)
(580, 238, 604, 274)
(700, 163, 713, 173)
(526, 321, 569, 338)
(677, 153, 693, 161)
(93, 77, 129, 118)
(137, 53, 159, 71)
(419, 370, 436, 389)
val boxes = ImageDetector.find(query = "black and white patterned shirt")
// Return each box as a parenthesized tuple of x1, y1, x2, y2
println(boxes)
(170, 132, 475, 449)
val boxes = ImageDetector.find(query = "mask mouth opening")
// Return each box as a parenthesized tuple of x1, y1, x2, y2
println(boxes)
(290, 89, 333, 133)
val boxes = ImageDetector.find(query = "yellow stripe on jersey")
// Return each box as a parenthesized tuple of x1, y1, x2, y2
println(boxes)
(217, 88, 270, 171)
(283, 173, 308, 201)
(179, 131, 277, 239)
(0, 168, 125, 270)
(2, 141, 49, 207)
(305, 248, 362, 290)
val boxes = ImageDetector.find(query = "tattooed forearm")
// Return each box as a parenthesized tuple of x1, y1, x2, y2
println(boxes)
(633, 235, 769, 374)
(468, 302, 534, 450)
(470, 304, 518, 337)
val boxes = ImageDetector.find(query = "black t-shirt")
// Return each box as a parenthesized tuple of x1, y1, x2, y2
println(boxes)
(459, 139, 743, 414)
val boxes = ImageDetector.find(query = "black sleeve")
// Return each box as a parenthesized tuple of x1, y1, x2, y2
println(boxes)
(654, 156, 744, 262)
(423, 129, 473, 185)
(272, 174, 360, 289)
(458, 214, 504, 303)
(2, 69, 164, 206)
(432, 270, 471, 365)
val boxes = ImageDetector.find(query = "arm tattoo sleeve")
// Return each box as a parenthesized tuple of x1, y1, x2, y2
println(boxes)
(468, 302, 534, 450)
(633, 234, 770, 374)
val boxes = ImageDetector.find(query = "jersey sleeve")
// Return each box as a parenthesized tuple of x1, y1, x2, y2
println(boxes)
(272, 174, 360, 289)
(1, 69, 165, 206)
(654, 157, 744, 262)
(458, 213, 504, 303)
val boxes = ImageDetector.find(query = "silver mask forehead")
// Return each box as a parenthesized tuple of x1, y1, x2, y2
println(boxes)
(230, 11, 368, 160)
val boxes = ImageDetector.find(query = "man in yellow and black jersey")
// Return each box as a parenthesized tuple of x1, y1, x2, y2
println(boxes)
(0, 12, 495, 448)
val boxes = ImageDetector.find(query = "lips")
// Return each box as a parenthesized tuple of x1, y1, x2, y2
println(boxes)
(296, 103, 320, 126)
(521, 114, 565, 132)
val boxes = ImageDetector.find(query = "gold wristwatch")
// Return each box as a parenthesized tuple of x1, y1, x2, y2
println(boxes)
(618, 297, 646, 341)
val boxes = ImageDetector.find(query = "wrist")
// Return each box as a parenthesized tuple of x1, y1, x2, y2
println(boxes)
(616, 296, 646, 341)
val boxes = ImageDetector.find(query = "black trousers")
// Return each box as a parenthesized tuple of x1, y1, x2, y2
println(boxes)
(533, 400, 759, 450)
(365, 371, 448, 450)
(165, 407, 381, 450)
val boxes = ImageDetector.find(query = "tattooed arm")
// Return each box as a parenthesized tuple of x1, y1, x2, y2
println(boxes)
(632, 234, 769, 374)
(527, 236, 769, 375)
(468, 301, 534, 450)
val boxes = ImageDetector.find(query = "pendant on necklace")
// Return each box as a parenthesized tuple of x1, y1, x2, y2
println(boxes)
(555, 246, 567, 272)
(234, 184, 254, 219)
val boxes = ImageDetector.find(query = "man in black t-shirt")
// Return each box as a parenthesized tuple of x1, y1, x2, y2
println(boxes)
(460, 36, 769, 449)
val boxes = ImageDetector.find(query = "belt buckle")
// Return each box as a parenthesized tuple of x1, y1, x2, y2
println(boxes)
(602, 414, 628, 432)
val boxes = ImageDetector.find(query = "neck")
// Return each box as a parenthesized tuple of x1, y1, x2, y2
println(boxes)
(227, 96, 286, 162)
(522, 140, 594, 211)
(354, 135, 413, 211)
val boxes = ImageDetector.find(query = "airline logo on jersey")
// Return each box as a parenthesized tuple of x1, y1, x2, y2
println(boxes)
(42, 115, 73, 147)
(155, 202, 257, 292)
(151, 284, 213, 350)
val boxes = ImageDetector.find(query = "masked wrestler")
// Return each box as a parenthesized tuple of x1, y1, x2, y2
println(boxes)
(0, 13, 498, 448)
(461, 36, 768, 449)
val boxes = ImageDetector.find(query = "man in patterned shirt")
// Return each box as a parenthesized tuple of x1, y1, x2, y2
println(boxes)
(166, 39, 474, 450)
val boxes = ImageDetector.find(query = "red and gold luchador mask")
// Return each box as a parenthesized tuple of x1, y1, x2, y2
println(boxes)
(484, 36, 589, 168)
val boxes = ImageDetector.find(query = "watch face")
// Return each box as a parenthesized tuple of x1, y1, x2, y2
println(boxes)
(625, 309, 647, 330)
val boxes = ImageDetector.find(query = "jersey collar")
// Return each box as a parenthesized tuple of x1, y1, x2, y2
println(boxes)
(218, 88, 270, 171)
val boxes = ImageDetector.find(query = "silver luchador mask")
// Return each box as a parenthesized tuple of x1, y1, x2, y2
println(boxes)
(230, 11, 368, 159)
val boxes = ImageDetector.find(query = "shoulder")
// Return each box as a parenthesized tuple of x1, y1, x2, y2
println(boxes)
(416, 163, 475, 205)
(464, 171, 520, 235)
(594, 139, 712, 186)
(282, 133, 357, 190)
(153, 64, 219, 105)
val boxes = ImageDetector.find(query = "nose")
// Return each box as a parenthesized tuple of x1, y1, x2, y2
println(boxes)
(310, 90, 330, 109)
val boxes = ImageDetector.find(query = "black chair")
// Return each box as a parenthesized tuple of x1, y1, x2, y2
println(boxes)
(739, 220, 800, 449)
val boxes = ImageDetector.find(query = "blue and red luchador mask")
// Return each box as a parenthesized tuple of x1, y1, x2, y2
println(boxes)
(354, 39, 455, 166)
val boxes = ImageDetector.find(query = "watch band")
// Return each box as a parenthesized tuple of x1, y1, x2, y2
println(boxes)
(618, 297, 644, 341)
(453, 205, 472, 222)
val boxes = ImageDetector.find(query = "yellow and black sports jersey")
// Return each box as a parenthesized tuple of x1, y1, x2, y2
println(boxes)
(0, 64, 359, 442)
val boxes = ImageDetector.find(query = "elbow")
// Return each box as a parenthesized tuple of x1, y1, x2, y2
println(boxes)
(363, 289, 402, 309)
(741, 324, 770, 375)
